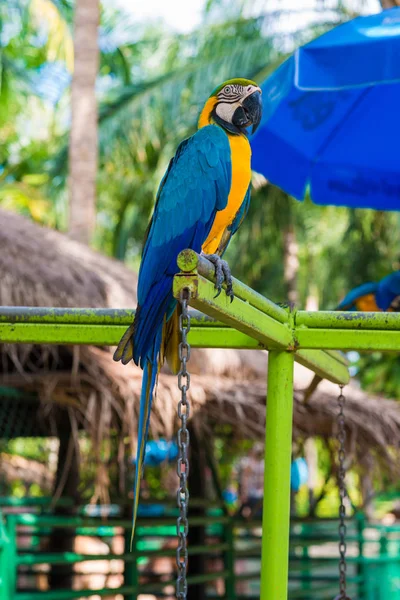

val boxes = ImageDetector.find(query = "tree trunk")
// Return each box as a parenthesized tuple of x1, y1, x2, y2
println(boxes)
(68, 0, 100, 244)
(283, 224, 299, 306)
(380, 0, 400, 7)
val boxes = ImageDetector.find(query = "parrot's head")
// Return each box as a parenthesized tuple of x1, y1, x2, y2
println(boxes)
(199, 78, 262, 135)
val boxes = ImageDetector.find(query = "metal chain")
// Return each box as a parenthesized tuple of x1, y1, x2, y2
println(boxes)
(334, 385, 351, 600)
(176, 289, 191, 600)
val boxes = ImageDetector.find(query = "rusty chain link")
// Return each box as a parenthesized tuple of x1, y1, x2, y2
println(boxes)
(334, 385, 351, 600)
(176, 289, 191, 600)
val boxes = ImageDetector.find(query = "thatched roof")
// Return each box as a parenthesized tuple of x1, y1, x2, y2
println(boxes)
(0, 453, 53, 490)
(1, 208, 400, 491)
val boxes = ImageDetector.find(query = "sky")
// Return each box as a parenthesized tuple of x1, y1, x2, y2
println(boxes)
(113, 0, 381, 33)
(113, 0, 205, 32)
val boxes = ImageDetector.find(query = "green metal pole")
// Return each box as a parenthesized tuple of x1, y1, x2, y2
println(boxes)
(261, 351, 294, 600)
(6, 515, 17, 600)
(223, 519, 236, 599)
(123, 517, 138, 600)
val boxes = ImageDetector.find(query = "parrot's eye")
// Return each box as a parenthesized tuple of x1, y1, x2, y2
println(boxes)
(247, 86, 252, 92)
(224, 85, 231, 94)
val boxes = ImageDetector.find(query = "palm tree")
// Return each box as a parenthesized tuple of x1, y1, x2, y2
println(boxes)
(68, 0, 100, 244)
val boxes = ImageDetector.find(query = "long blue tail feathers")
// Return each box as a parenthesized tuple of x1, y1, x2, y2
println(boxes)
(130, 326, 162, 547)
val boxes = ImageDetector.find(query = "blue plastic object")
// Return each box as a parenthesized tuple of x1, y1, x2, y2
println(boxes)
(222, 488, 238, 506)
(132, 439, 178, 467)
(251, 8, 400, 211)
(290, 458, 308, 492)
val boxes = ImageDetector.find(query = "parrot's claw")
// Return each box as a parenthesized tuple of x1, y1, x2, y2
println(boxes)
(202, 254, 234, 302)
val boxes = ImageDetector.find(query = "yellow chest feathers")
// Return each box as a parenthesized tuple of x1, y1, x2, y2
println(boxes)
(202, 132, 252, 254)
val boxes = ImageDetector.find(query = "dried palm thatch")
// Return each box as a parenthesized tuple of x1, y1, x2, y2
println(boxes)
(1, 209, 400, 498)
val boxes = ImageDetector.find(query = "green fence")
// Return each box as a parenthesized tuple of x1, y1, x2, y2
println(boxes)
(1, 504, 400, 599)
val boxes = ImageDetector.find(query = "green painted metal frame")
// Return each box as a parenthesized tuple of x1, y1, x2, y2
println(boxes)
(3, 249, 400, 600)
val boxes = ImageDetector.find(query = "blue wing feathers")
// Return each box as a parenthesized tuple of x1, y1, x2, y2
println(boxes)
(376, 271, 400, 310)
(135, 125, 232, 363)
(336, 273, 400, 312)
(117, 125, 233, 538)
(336, 282, 378, 310)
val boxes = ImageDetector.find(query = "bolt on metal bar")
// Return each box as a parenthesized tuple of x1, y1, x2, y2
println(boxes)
(174, 271, 293, 349)
(177, 249, 289, 324)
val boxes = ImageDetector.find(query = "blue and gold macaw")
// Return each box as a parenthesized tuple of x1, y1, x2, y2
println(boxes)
(337, 272, 400, 312)
(304, 271, 400, 401)
(113, 79, 262, 535)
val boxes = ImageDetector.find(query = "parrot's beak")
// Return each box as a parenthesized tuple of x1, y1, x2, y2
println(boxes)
(243, 89, 262, 134)
(232, 89, 262, 135)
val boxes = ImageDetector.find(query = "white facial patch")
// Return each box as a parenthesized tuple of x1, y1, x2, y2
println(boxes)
(215, 100, 241, 124)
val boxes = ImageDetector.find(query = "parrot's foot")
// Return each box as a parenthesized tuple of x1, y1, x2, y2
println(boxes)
(202, 253, 234, 302)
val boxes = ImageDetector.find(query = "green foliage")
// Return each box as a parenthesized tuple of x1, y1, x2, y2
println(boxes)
(2, 0, 400, 443)
(357, 353, 400, 400)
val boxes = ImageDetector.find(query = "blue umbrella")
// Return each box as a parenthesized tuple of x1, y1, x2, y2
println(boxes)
(251, 8, 400, 211)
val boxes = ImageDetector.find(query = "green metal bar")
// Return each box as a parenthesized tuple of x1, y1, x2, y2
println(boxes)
(295, 328, 400, 351)
(17, 543, 230, 565)
(187, 326, 264, 349)
(0, 323, 129, 345)
(297, 310, 400, 330)
(173, 252, 349, 384)
(0, 307, 222, 327)
(14, 513, 231, 527)
(135, 542, 229, 558)
(324, 350, 349, 366)
(0, 307, 137, 324)
(4, 306, 400, 338)
(0, 322, 262, 349)
(0, 496, 73, 508)
(0, 280, 349, 382)
(17, 552, 136, 565)
(294, 349, 349, 385)
(261, 351, 294, 600)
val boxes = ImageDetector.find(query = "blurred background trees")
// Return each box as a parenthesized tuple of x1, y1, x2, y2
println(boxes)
(0, 0, 398, 400)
